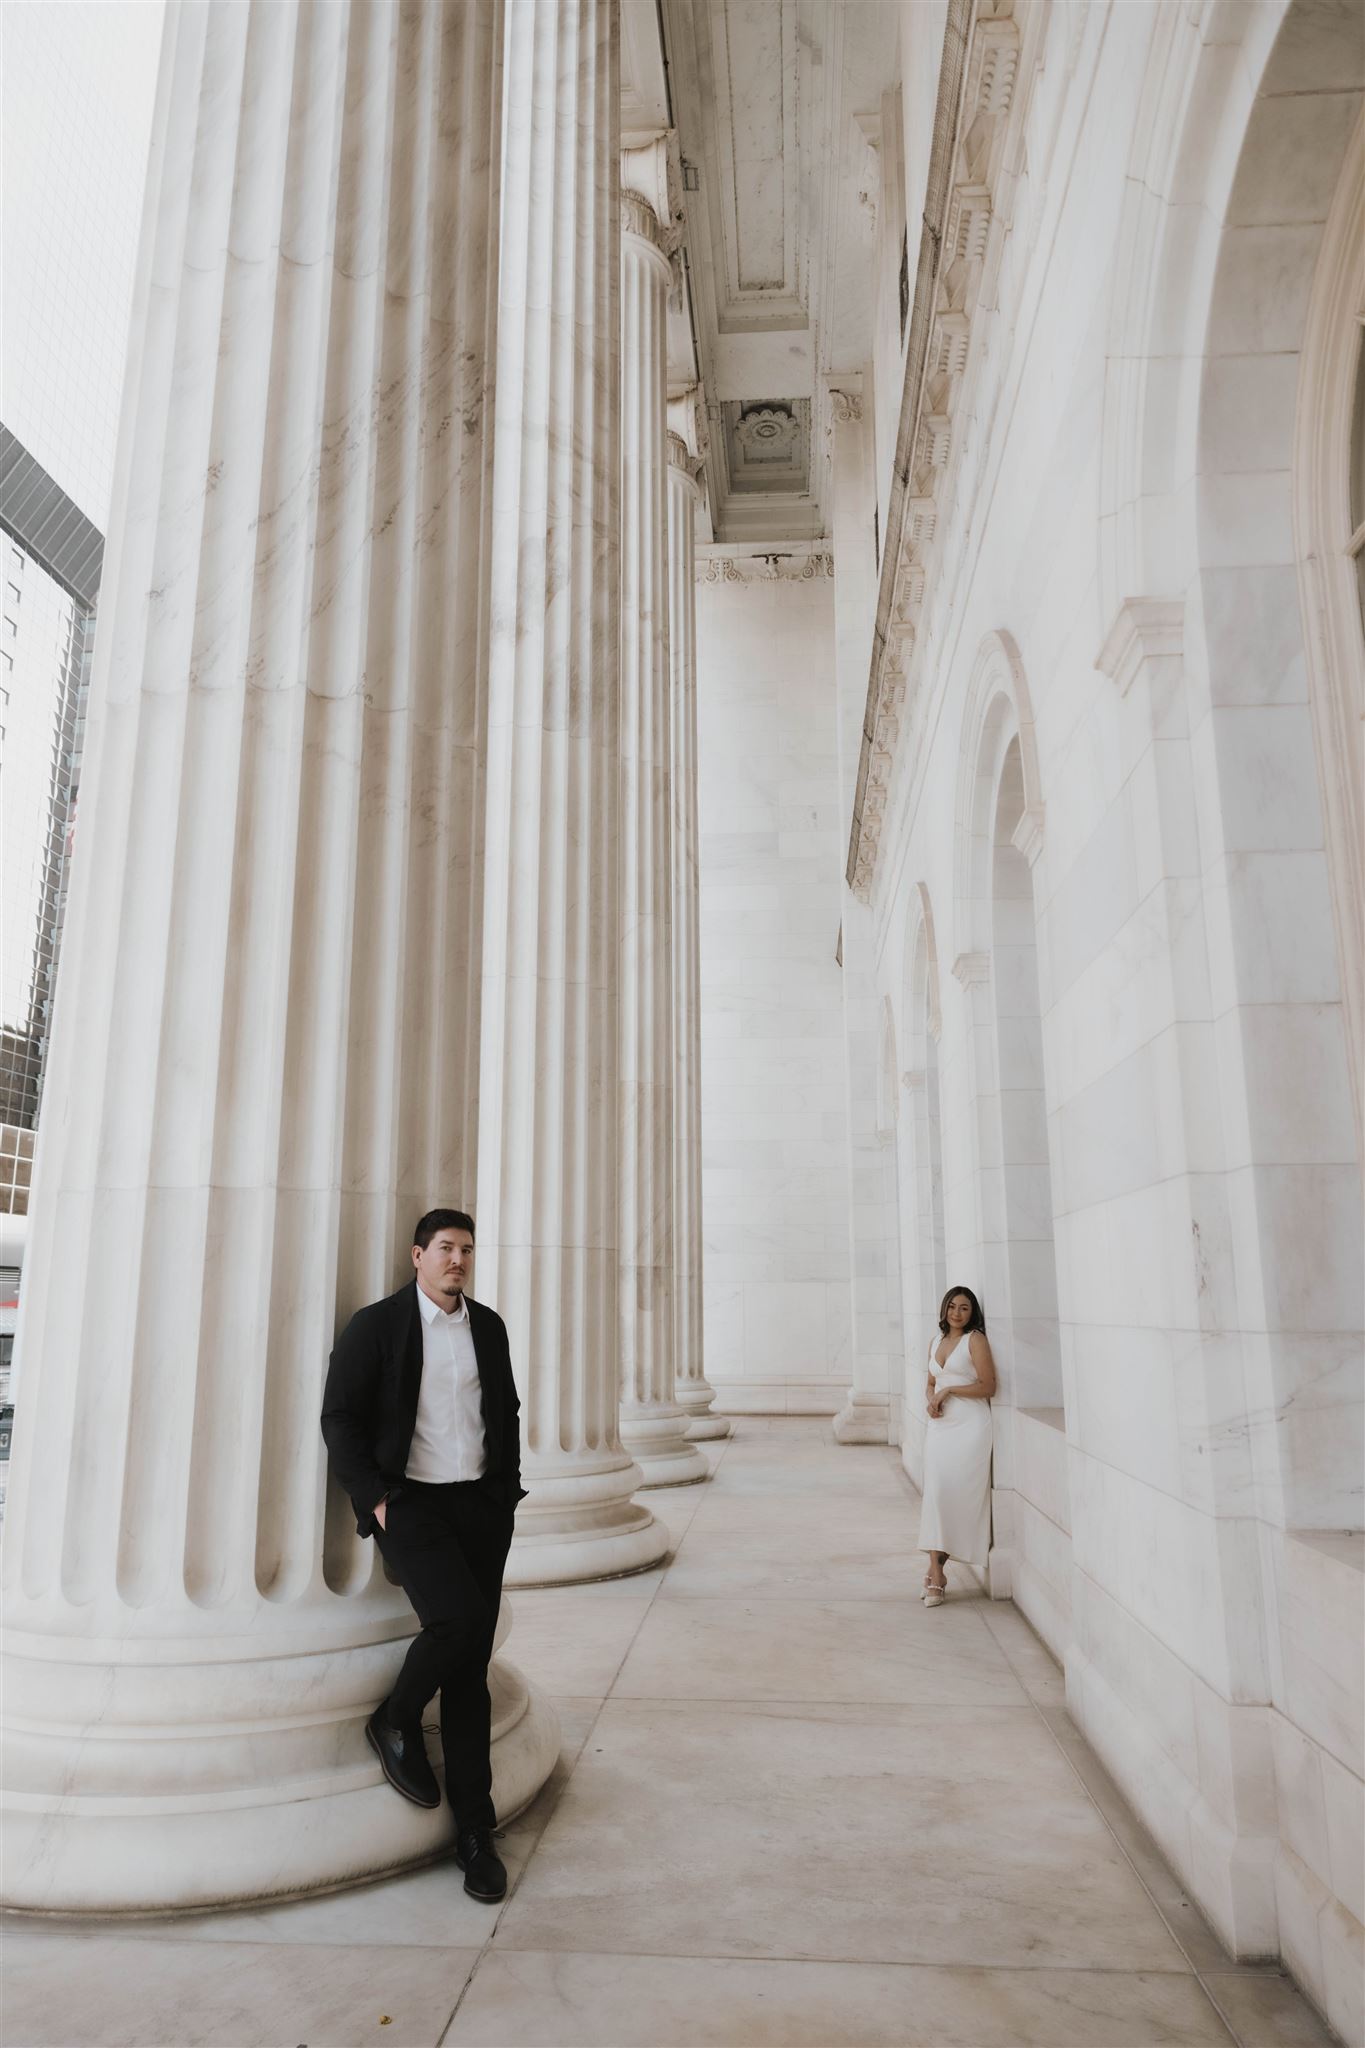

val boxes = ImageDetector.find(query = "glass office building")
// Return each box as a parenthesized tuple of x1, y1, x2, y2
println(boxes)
(0, 0, 160, 1495)
(0, 429, 101, 1211)
(0, 0, 160, 1212)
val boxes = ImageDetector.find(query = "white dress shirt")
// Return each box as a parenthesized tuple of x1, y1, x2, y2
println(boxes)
(405, 1286, 487, 1483)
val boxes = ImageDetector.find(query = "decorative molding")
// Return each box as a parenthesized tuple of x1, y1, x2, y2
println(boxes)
(951, 950, 991, 989)
(847, 0, 1040, 902)
(951, 628, 1047, 942)
(828, 387, 864, 428)
(1095, 597, 1184, 698)
(695, 548, 834, 585)
(733, 404, 801, 461)
(914, 880, 943, 1041)
(1010, 806, 1045, 870)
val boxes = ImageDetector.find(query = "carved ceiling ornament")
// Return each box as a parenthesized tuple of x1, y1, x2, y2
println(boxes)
(696, 549, 834, 585)
(846, 0, 1039, 905)
(733, 405, 802, 462)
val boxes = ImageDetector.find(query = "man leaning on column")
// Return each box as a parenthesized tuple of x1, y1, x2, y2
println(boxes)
(321, 1210, 527, 1903)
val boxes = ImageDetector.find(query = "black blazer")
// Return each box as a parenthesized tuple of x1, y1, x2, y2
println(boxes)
(321, 1281, 526, 1535)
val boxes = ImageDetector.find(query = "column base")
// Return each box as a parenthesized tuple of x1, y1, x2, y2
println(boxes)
(505, 1450, 670, 1586)
(620, 1403, 711, 1488)
(0, 1597, 559, 1914)
(686, 1413, 732, 1440)
(831, 1391, 891, 1444)
(677, 1377, 732, 1439)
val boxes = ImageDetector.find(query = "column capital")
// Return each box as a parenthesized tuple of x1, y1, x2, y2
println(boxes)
(621, 184, 669, 261)
(667, 429, 705, 496)
(668, 386, 709, 471)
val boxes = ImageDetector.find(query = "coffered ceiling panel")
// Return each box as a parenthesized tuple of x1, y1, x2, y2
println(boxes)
(723, 400, 810, 493)
(659, 0, 900, 542)
(695, 0, 804, 329)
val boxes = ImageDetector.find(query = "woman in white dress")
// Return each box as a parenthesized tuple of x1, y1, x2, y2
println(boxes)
(919, 1285, 996, 1606)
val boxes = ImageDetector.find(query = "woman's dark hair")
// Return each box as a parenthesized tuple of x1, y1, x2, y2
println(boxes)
(938, 1284, 985, 1335)
(414, 1208, 475, 1250)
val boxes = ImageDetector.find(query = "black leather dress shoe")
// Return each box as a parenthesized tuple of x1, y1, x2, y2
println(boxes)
(365, 1702, 440, 1808)
(454, 1826, 507, 1902)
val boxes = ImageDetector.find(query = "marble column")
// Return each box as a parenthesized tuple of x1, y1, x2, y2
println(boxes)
(478, 0, 669, 1582)
(667, 413, 729, 1440)
(0, 0, 558, 1911)
(615, 177, 709, 1489)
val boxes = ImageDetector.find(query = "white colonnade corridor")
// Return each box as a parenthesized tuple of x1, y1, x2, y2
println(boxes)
(4, 1419, 1334, 2048)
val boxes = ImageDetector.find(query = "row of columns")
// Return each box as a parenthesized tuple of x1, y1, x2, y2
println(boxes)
(1, 0, 720, 1913)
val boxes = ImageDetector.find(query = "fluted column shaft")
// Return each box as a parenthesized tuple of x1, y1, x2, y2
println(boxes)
(0, 0, 559, 1911)
(616, 192, 708, 1488)
(828, 385, 895, 1446)
(477, 0, 668, 1581)
(667, 427, 728, 1440)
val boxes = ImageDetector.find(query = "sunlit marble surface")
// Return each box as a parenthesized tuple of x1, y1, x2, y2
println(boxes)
(4, 1422, 1334, 2048)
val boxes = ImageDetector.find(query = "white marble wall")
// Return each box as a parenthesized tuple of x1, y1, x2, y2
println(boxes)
(696, 560, 851, 1414)
(849, 0, 1362, 2038)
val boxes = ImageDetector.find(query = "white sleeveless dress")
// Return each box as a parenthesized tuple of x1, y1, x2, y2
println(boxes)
(917, 1333, 992, 1568)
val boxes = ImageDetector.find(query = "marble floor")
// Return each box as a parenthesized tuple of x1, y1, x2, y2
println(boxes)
(3, 1420, 1336, 2048)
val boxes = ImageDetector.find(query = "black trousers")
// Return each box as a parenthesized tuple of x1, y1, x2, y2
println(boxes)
(374, 1479, 514, 1832)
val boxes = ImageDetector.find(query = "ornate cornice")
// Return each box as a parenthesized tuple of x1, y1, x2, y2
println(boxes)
(696, 550, 834, 586)
(951, 950, 990, 989)
(847, 0, 1036, 903)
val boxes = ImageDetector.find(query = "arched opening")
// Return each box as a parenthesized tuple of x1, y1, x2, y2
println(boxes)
(989, 736, 1060, 1410)
(1293, 105, 1365, 1146)
(1195, 22, 1362, 1539)
(953, 636, 1069, 1635)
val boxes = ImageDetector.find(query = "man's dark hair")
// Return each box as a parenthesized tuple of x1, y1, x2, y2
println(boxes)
(413, 1208, 475, 1250)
